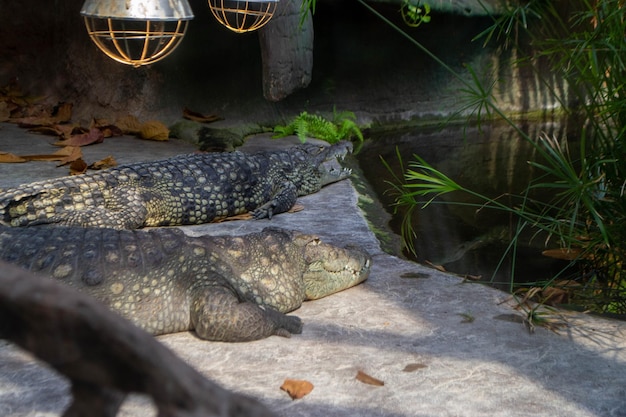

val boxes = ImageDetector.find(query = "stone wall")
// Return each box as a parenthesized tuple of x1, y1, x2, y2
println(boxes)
(0, 0, 559, 128)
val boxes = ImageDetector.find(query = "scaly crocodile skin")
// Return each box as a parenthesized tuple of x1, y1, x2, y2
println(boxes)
(0, 225, 370, 342)
(0, 142, 352, 229)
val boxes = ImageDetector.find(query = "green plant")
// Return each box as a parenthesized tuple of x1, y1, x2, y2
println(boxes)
(510, 287, 568, 334)
(299, 0, 316, 27)
(273, 109, 364, 144)
(369, 0, 626, 314)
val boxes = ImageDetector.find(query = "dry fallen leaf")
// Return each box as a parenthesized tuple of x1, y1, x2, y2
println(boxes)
(400, 271, 431, 279)
(89, 118, 123, 138)
(424, 260, 447, 272)
(463, 274, 482, 281)
(542, 286, 569, 306)
(12, 102, 73, 127)
(54, 127, 105, 147)
(16, 146, 83, 165)
(542, 248, 582, 261)
(116, 115, 142, 135)
(402, 363, 427, 372)
(53, 102, 73, 123)
(288, 204, 304, 213)
(183, 107, 223, 123)
(69, 158, 88, 175)
(99, 124, 123, 138)
(140, 120, 169, 141)
(215, 213, 253, 222)
(356, 370, 384, 386)
(56, 146, 84, 166)
(280, 379, 314, 400)
(0, 81, 45, 116)
(28, 124, 84, 139)
(89, 156, 117, 170)
(0, 152, 26, 163)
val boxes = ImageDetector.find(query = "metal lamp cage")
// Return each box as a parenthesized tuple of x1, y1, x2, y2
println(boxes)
(80, 0, 194, 67)
(82, 17, 189, 67)
(208, 0, 279, 33)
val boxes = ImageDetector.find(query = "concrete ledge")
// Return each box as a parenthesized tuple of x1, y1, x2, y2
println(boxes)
(1, 123, 625, 416)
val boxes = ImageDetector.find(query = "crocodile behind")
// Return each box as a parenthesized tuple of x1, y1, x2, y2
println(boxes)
(0, 142, 352, 229)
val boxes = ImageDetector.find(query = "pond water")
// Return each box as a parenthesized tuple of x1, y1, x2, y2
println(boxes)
(356, 120, 577, 291)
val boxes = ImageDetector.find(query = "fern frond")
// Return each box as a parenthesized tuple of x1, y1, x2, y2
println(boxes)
(337, 119, 364, 143)
(273, 109, 364, 144)
(293, 114, 311, 143)
(272, 124, 295, 138)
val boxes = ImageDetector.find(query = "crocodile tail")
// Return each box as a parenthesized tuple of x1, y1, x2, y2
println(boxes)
(0, 190, 57, 227)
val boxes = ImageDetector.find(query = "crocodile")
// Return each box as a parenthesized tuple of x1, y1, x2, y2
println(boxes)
(0, 142, 352, 229)
(0, 225, 370, 342)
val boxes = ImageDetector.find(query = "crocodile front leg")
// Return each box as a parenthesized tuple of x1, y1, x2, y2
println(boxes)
(190, 286, 303, 342)
(252, 181, 298, 219)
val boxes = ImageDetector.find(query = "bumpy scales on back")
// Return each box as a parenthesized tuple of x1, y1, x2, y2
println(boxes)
(0, 142, 352, 229)
(0, 226, 370, 342)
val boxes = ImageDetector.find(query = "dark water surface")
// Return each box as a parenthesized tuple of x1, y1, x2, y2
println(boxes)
(357, 121, 575, 290)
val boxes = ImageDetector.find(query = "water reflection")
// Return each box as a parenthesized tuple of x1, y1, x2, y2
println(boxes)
(358, 120, 575, 290)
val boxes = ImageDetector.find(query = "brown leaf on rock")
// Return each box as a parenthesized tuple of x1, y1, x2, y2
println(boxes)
(402, 363, 427, 372)
(90, 119, 123, 138)
(183, 107, 223, 123)
(463, 274, 482, 281)
(28, 125, 66, 137)
(400, 271, 431, 279)
(280, 379, 314, 400)
(89, 156, 117, 170)
(288, 204, 304, 213)
(116, 115, 142, 135)
(14, 115, 58, 128)
(54, 128, 104, 147)
(0, 82, 31, 109)
(53, 102, 73, 123)
(424, 260, 447, 272)
(356, 370, 384, 386)
(55, 147, 83, 166)
(100, 125, 123, 138)
(0, 152, 27, 163)
(215, 213, 253, 222)
(90, 118, 111, 128)
(30, 124, 86, 140)
(12, 102, 73, 127)
(18, 146, 83, 165)
(69, 158, 88, 175)
(140, 120, 169, 141)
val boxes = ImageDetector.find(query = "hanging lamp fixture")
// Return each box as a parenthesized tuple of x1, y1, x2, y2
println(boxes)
(208, 0, 279, 33)
(80, 0, 194, 67)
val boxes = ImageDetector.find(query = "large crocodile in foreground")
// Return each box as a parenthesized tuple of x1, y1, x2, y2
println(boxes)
(0, 226, 370, 342)
(0, 142, 352, 229)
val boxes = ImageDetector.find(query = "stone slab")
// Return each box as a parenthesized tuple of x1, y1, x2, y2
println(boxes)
(0, 122, 625, 417)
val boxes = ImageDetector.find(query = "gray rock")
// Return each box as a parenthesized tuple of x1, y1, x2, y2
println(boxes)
(258, 0, 314, 101)
(0, 261, 273, 417)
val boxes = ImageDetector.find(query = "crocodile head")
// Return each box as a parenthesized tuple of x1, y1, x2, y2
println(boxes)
(288, 141, 353, 195)
(292, 231, 371, 300)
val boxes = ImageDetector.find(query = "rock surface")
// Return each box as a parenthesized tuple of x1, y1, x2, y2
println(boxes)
(0, 0, 557, 126)
(1, 123, 626, 417)
(259, 0, 314, 101)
